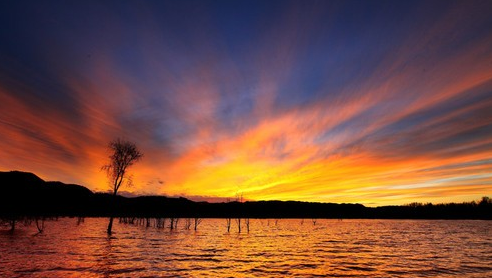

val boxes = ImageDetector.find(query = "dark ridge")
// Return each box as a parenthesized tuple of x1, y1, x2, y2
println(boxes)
(0, 171, 490, 219)
(0, 170, 45, 190)
(45, 181, 93, 196)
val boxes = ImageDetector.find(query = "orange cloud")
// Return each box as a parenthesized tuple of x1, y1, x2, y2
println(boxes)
(1, 0, 491, 206)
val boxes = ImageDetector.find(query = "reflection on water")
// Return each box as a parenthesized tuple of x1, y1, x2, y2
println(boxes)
(1, 218, 491, 277)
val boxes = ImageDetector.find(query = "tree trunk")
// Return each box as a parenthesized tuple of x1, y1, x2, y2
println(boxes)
(107, 191, 117, 234)
(107, 216, 114, 234)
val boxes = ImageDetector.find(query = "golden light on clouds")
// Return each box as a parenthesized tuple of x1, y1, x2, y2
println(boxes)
(1, 1, 491, 205)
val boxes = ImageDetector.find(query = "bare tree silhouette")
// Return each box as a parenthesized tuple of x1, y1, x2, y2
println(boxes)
(169, 217, 179, 230)
(245, 218, 250, 233)
(102, 138, 143, 234)
(35, 217, 45, 233)
(226, 218, 232, 232)
(235, 191, 243, 233)
(235, 217, 241, 233)
(193, 217, 202, 231)
(184, 218, 192, 230)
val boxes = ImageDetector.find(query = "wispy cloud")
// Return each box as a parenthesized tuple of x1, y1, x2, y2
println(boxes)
(0, 0, 491, 205)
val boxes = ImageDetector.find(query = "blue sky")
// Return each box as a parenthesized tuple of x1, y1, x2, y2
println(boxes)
(0, 0, 491, 205)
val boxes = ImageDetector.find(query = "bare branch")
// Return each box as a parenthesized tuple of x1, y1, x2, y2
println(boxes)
(102, 138, 143, 235)
(102, 138, 143, 196)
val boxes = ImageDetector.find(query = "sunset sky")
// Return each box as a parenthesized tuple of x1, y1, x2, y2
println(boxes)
(1, 0, 491, 206)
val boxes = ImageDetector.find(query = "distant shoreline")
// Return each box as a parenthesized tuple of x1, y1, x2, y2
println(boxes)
(1, 171, 491, 220)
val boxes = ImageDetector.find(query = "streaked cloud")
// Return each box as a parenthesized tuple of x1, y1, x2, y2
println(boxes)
(0, 0, 491, 205)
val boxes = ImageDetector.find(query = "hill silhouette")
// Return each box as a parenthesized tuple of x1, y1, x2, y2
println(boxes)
(0, 171, 490, 219)
(0, 171, 94, 216)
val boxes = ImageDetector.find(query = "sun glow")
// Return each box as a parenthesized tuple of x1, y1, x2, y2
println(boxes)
(0, 1, 491, 206)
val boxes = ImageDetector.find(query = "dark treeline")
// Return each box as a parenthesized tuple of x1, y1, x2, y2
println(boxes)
(1, 171, 491, 220)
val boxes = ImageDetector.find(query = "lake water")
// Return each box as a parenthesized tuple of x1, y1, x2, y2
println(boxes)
(1, 218, 491, 277)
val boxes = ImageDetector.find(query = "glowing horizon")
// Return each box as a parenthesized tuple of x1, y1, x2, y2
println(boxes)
(1, 0, 491, 206)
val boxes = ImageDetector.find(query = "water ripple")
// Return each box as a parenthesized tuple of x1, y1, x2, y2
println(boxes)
(1, 219, 491, 278)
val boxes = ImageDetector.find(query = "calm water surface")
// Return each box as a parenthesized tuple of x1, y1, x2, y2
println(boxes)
(1, 218, 491, 277)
